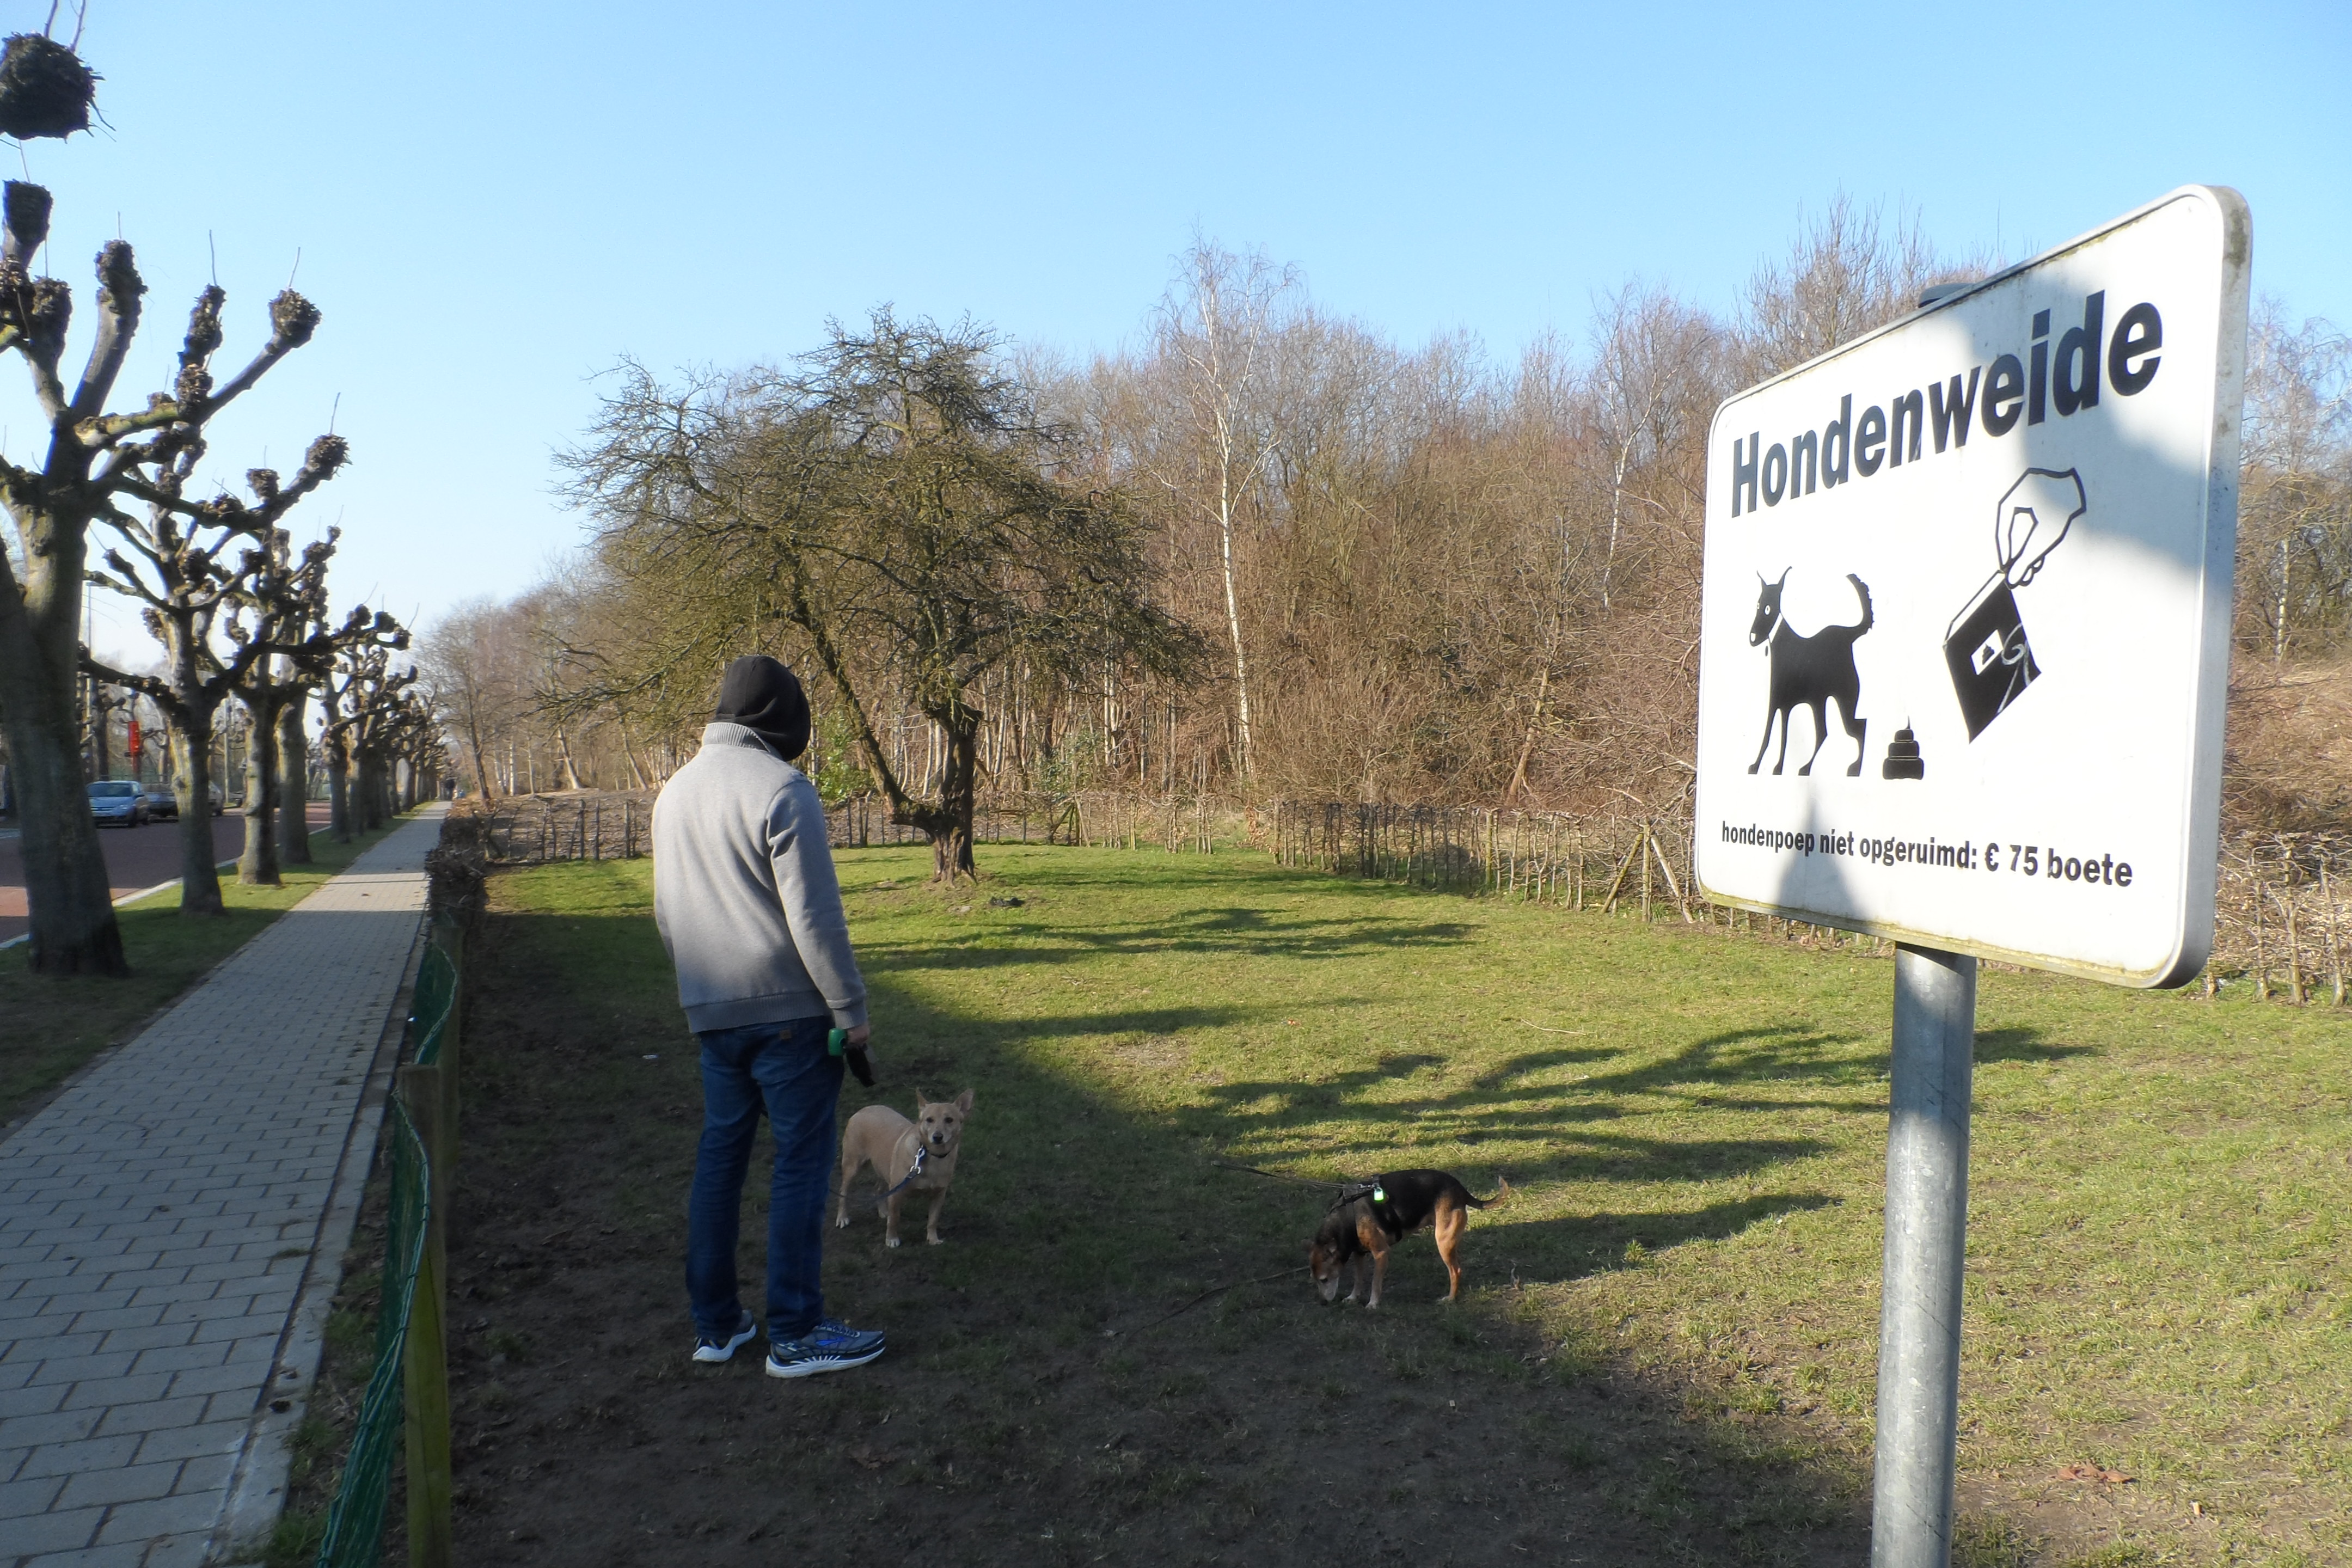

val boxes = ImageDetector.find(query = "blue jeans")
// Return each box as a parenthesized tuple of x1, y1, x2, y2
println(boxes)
(685, 1016, 842, 1341)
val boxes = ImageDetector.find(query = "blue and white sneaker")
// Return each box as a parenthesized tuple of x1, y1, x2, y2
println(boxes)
(691, 1309, 759, 1364)
(765, 1317, 886, 1379)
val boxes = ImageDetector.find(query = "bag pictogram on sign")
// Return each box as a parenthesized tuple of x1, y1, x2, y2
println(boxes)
(1944, 468, 2083, 739)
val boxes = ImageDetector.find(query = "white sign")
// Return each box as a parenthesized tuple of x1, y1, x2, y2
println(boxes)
(1693, 187, 2251, 987)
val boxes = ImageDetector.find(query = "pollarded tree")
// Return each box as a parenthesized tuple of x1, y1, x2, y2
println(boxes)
(386, 690, 444, 809)
(322, 642, 382, 839)
(83, 678, 132, 781)
(231, 523, 331, 882)
(0, 37, 332, 970)
(270, 584, 402, 871)
(225, 515, 401, 884)
(571, 313, 1202, 880)
(371, 686, 436, 820)
(327, 643, 415, 834)
(82, 440, 347, 913)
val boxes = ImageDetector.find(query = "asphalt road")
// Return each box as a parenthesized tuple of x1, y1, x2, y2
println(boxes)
(0, 803, 334, 946)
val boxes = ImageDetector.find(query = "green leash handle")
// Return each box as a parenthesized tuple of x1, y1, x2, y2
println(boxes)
(828, 1027, 874, 1088)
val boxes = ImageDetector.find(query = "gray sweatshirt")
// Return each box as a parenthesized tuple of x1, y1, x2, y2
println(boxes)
(651, 722, 868, 1033)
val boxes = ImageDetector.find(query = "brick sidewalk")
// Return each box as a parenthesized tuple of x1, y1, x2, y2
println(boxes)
(0, 808, 445, 1567)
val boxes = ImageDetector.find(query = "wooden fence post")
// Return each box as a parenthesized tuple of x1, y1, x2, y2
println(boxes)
(1639, 824, 1653, 921)
(2324, 864, 2345, 1006)
(1600, 829, 1643, 916)
(1647, 830, 1694, 923)
(398, 1064, 454, 1568)
(2253, 887, 2270, 1001)
(2281, 883, 2307, 1005)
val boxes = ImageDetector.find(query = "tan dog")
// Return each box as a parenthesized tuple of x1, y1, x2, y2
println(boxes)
(835, 1089, 973, 1247)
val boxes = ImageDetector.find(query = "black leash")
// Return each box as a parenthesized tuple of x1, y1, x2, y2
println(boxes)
(874, 1143, 931, 1201)
(1214, 1160, 1349, 1191)
(1118, 1265, 1310, 1334)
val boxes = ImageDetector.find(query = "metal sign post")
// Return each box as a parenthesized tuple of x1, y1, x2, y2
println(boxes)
(1689, 187, 2250, 1567)
(1875, 945, 1976, 1565)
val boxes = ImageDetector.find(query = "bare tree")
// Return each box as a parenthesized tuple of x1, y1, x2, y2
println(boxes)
(416, 598, 516, 799)
(1737, 195, 1950, 382)
(230, 531, 402, 881)
(1151, 238, 1297, 779)
(327, 644, 415, 834)
(0, 42, 329, 968)
(571, 315, 1201, 878)
(2238, 298, 2352, 660)
(83, 443, 345, 912)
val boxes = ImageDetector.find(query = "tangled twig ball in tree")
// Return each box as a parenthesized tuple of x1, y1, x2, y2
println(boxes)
(0, 34, 97, 142)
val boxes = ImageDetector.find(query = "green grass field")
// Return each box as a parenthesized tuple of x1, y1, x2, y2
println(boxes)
(0, 816, 412, 1124)
(451, 844, 2348, 1566)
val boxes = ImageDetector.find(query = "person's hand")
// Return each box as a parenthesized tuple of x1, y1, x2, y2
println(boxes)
(843, 1022, 875, 1077)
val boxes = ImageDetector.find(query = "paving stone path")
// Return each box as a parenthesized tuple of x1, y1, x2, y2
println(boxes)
(1, 808, 445, 1567)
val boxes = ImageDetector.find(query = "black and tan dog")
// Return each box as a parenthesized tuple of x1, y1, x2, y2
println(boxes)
(1309, 1168, 1511, 1308)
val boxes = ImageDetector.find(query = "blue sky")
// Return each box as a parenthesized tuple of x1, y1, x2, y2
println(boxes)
(17, 1, 2345, 664)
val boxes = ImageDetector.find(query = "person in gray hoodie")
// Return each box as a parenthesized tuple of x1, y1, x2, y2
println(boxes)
(652, 655, 886, 1379)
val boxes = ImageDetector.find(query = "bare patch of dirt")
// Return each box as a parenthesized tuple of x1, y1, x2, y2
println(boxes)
(434, 886, 1880, 1566)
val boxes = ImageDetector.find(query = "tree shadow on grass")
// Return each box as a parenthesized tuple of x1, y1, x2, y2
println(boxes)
(1973, 1025, 2096, 1065)
(1467, 1192, 1845, 1289)
(1173, 1022, 1869, 1197)
(855, 905, 1485, 973)
(443, 862, 1883, 1567)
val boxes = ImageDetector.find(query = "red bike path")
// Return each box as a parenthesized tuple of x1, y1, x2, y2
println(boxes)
(0, 803, 334, 946)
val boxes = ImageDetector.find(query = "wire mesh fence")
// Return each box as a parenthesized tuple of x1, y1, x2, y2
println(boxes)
(409, 946, 456, 1067)
(309, 935, 461, 1568)
(310, 1098, 428, 1568)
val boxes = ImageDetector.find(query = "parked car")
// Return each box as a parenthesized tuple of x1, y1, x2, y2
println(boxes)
(87, 779, 143, 828)
(139, 785, 179, 822)
(206, 782, 225, 816)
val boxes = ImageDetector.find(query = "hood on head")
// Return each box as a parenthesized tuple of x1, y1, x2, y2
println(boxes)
(713, 655, 810, 761)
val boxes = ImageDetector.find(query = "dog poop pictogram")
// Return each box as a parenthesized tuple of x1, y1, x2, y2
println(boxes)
(1882, 726, 1925, 780)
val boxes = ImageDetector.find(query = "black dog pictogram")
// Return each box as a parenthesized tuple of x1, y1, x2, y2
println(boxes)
(1747, 570, 1874, 777)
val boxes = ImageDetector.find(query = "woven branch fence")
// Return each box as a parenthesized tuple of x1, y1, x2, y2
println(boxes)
(471, 792, 652, 863)
(2213, 832, 2352, 1002)
(461, 788, 1242, 858)
(463, 790, 2346, 1000)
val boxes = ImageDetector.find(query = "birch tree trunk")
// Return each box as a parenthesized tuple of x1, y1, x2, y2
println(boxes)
(1217, 474, 1254, 778)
